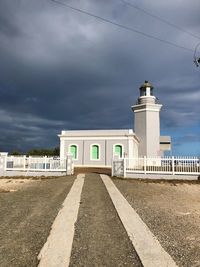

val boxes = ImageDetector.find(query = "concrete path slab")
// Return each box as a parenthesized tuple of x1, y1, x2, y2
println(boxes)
(38, 174, 85, 267)
(101, 174, 178, 267)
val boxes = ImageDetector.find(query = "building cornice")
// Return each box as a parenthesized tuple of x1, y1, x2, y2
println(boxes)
(132, 103, 162, 113)
(58, 129, 136, 137)
(59, 136, 138, 141)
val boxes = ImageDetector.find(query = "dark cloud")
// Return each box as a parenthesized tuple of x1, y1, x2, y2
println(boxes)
(0, 0, 199, 155)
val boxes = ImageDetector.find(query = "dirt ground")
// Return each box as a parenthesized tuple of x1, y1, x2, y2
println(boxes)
(0, 176, 75, 267)
(0, 179, 37, 193)
(113, 178, 200, 267)
(1, 174, 200, 267)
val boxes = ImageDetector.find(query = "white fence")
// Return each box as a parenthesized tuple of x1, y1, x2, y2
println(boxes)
(6, 156, 67, 172)
(112, 156, 200, 177)
(0, 154, 76, 176)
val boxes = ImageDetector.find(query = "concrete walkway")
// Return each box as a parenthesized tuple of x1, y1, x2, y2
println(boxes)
(38, 174, 85, 267)
(37, 173, 179, 267)
(101, 174, 178, 267)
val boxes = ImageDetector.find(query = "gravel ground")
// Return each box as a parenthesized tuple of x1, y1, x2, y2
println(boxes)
(2, 173, 199, 267)
(113, 178, 200, 267)
(0, 176, 75, 267)
(69, 173, 142, 267)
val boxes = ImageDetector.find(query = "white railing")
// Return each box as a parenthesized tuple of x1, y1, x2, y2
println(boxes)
(6, 156, 67, 172)
(113, 156, 200, 177)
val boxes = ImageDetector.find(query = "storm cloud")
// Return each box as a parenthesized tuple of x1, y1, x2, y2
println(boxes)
(0, 0, 199, 155)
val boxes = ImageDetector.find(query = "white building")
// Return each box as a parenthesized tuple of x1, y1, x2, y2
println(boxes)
(59, 81, 171, 167)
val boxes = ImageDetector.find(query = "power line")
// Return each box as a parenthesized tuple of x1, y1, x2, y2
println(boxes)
(49, 0, 194, 54)
(120, 0, 200, 41)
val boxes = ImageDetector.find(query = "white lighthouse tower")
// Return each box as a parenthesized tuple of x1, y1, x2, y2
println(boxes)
(132, 81, 162, 157)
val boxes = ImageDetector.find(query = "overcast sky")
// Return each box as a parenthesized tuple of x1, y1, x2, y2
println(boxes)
(0, 0, 199, 155)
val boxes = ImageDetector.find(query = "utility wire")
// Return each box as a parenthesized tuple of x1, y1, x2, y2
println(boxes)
(49, 0, 194, 54)
(120, 0, 200, 41)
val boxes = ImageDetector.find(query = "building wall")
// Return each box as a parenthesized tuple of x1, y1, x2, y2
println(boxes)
(83, 140, 106, 166)
(60, 136, 138, 167)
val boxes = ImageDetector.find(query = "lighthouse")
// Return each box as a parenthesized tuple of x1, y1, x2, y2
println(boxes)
(59, 80, 171, 166)
(132, 81, 162, 157)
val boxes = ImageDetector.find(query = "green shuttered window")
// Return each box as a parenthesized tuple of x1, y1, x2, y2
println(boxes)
(91, 145, 99, 160)
(70, 145, 77, 160)
(115, 145, 122, 158)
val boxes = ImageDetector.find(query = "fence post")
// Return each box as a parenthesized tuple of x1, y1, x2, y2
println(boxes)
(123, 157, 126, 177)
(172, 156, 175, 175)
(144, 156, 147, 174)
(66, 154, 73, 175)
(4, 153, 8, 171)
(23, 155, 26, 171)
(0, 152, 8, 176)
(44, 156, 47, 171)
(111, 158, 114, 177)
(28, 156, 31, 170)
